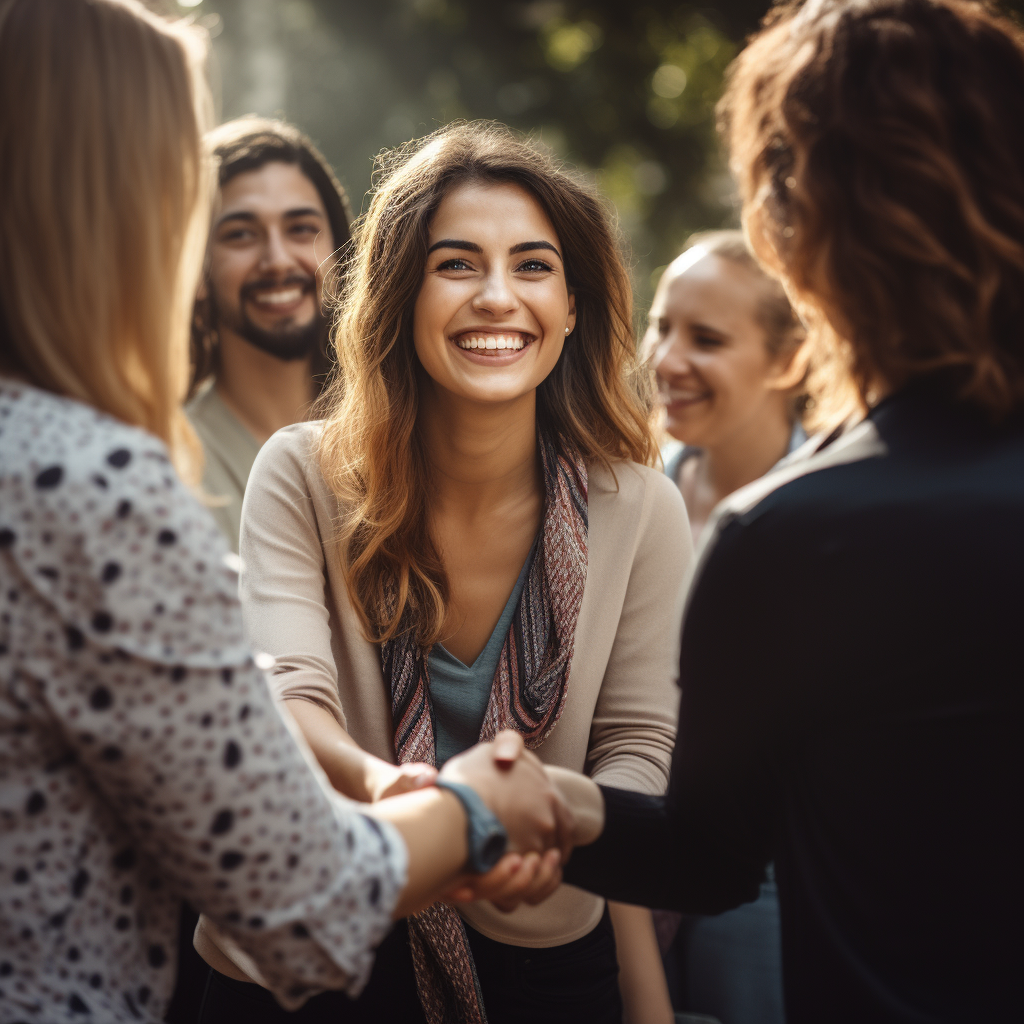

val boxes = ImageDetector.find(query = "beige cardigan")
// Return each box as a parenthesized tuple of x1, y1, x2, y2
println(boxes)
(197, 421, 692, 975)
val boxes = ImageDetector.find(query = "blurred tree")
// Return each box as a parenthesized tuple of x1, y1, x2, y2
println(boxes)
(186, 0, 769, 308)
(188, 0, 1024, 307)
(304, 0, 763, 300)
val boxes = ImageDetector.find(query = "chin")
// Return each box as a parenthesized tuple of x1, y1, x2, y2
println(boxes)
(665, 418, 711, 448)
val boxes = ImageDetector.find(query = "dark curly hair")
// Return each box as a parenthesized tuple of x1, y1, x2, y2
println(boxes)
(720, 0, 1024, 418)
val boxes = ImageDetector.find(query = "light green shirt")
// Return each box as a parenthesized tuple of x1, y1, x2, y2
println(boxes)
(185, 382, 261, 553)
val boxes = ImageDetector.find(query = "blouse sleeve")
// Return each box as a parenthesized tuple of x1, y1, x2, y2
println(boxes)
(16, 429, 406, 1006)
(585, 468, 692, 795)
(237, 425, 349, 728)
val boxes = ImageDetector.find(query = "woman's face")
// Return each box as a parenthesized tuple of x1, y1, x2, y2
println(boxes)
(413, 180, 576, 406)
(643, 251, 790, 449)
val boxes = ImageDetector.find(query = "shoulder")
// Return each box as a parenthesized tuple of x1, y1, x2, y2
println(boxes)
(587, 459, 691, 580)
(243, 420, 340, 531)
(589, 458, 688, 533)
(251, 420, 323, 481)
(0, 382, 245, 665)
(0, 382, 177, 504)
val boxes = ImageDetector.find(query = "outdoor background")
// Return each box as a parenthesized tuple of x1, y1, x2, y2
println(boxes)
(172, 0, 1022, 312)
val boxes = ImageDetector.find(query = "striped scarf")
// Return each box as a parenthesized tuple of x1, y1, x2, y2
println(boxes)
(380, 434, 588, 1024)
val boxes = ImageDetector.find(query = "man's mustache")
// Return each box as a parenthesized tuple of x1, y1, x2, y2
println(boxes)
(238, 274, 316, 303)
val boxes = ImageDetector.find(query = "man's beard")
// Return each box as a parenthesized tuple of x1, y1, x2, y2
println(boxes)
(213, 275, 324, 362)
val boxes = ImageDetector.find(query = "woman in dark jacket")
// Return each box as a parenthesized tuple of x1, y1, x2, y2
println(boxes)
(565, 2, 1024, 1022)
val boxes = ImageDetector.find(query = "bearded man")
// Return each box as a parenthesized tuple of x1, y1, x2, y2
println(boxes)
(186, 116, 349, 550)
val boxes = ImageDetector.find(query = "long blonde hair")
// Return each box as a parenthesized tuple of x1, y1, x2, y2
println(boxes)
(318, 122, 656, 645)
(0, 0, 212, 479)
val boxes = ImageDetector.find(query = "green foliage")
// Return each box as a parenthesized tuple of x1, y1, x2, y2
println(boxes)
(190, 0, 770, 307)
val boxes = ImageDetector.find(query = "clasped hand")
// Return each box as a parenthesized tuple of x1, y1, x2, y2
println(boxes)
(438, 730, 575, 911)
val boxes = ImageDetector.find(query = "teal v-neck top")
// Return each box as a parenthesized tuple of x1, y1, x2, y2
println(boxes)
(428, 542, 536, 767)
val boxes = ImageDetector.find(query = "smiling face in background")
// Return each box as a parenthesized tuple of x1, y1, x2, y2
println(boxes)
(413, 180, 576, 407)
(205, 161, 334, 361)
(644, 250, 792, 450)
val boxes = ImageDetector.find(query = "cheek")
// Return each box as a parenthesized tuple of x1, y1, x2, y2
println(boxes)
(709, 352, 773, 405)
(413, 277, 458, 339)
(537, 286, 570, 331)
(209, 252, 249, 301)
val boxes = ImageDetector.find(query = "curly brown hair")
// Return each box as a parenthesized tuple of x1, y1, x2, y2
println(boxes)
(720, 0, 1024, 418)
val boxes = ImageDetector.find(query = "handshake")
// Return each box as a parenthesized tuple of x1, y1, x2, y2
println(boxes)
(371, 731, 604, 914)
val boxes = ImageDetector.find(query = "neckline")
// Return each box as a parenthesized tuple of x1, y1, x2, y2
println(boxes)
(434, 535, 538, 672)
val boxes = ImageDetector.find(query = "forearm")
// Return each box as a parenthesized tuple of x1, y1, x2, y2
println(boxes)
(284, 697, 383, 802)
(564, 785, 764, 913)
(609, 902, 674, 1024)
(363, 787, 469, 918)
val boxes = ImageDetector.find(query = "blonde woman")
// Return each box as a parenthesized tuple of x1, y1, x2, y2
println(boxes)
(197, 124, 691, 1024)
(0, 4, 572, 1022)
(643, 230, 805, 1024)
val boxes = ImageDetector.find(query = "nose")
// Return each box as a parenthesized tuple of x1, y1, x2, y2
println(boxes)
(471, 265, 519, 317)
(257, 226, 299, 278)
(651, 329, 693, 383)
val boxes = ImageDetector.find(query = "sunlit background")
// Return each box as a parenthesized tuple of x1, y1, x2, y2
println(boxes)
(169, 0, 787, 310)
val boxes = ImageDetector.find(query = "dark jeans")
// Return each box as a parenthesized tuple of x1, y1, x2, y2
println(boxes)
(197, 919, 425, 1023)
(196, 909, 621, 1024)
(664, 877, 785, 1024)
(466, 906, 621, 1024)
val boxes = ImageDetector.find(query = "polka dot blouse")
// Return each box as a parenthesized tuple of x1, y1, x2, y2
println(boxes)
(0, 382, 406, 1022)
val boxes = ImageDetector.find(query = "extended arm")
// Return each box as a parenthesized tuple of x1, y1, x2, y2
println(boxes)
(284, 698, 436, 802)
(566, 515, 780, 913)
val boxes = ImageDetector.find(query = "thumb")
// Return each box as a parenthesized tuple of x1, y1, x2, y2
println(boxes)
(492, 730, 524, 767)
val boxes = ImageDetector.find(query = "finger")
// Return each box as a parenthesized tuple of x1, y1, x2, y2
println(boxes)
(490, 851, 543, 912)
(492, 730, 524, 768)
(448, 854, 522, 903)
(400, 764, 438, 789)
(521, 848, 563, 906)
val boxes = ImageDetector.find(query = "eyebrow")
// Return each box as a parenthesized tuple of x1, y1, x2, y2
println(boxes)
(215, 207, 325, 229)
(427, 238, 563, 260)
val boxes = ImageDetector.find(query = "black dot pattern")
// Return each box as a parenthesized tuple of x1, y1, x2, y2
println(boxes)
(0, 383, 405, 1021)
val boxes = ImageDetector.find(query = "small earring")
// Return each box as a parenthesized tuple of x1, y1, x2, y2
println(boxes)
(565, 327, 571, 334)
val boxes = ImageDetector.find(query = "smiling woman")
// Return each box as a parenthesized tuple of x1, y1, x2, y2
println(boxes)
(194, 122, 691, 1024)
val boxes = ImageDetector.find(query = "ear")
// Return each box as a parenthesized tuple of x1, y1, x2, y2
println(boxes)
(766, 336, 812, 392)
(565, 293, 577, 335)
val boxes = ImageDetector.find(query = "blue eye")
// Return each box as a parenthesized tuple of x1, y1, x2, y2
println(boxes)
(437, 258, 473, 271)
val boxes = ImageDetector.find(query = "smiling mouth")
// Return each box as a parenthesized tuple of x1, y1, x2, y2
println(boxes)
(452, 331, 534, 353)
(245, 284, 312, 311)
(663, 389, 711, 405)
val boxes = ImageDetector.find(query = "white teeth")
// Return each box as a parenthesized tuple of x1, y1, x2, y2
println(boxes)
(254, 288, 302, 306)
(454, 334, 529, 351)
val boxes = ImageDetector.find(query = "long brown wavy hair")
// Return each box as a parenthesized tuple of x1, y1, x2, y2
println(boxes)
(317, 121, 656, 645)
(720, 0, 1024, 419)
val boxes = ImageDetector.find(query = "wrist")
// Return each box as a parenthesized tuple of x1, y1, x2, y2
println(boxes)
(435, 779, 508, 874)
